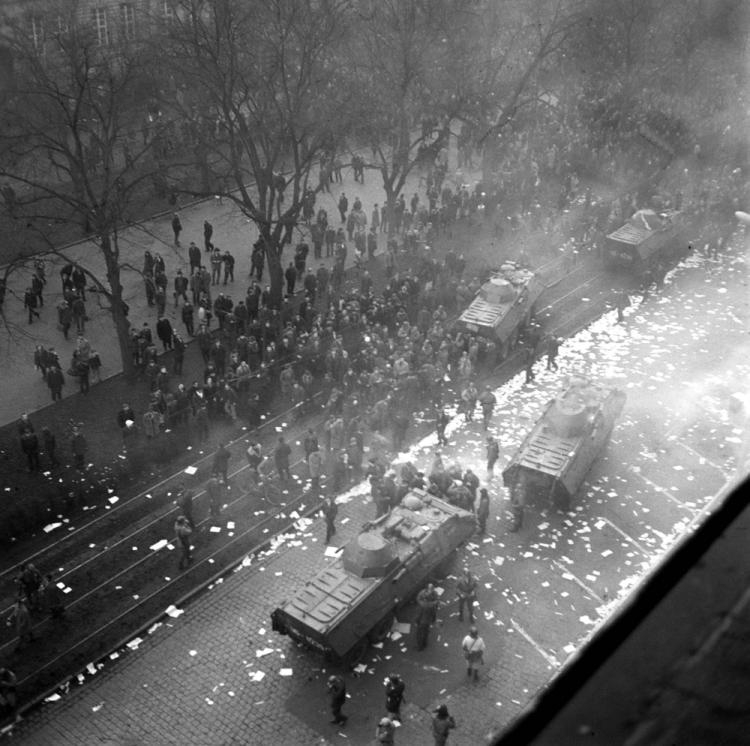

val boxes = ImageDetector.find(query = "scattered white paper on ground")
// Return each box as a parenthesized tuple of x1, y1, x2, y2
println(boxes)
(256, 648, 274, 658)
(126, 638, 143, 650)
(150, 539, 169, 552)
(165, 605, 184, 618)
(250, 671, 265, 682)
(279, 668, 293, 677)
(324, 546, 342, 557)
(43, 522, 63, 533)
(209, 526, 221, 533)
(184, 466, 197, 475)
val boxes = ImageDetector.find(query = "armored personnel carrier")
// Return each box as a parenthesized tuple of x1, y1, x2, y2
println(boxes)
(455, 262, 545, 359)
(502, 376, 626, 510)
(270, 491, 475, 664)
(603, 209, 686, 275)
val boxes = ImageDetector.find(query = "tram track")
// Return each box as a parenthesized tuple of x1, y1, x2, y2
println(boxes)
(0, 261, 621, 717)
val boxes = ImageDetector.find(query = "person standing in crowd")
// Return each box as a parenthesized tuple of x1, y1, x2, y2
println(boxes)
(615, 288, 630, 322)
(188, 242, 201, 274)
(476, 488, 490, 534)
(20, 428, 39, 472)
(175, 515, 193, 569)
(384, 673, 405, 722)
(222, 249, 235, 284)
(486, 435, 499, 478)
(174, 269, 189, 307)
(203, 220, 213, 252)
(246, 440, 263, 486)
(415, 582, 439, 651)
(478, 385, 496, 430)
(40, 573, 66, 619)
(71, 425, 87, 469)
(456, 568, 477, 623)
(156, 316, 174, 352)
(338, 192, 348, 223)
(285, 262, 297, 296)
(171, 212, 182, 246)
(178, 484, 195, 528)
(23, 286, 40, 323)
(326, 674, 347, 726)
(546, 335, 560, 371)
(436, 409, 450, 446)
(321, 494, 338, 544)
(274, 436, 292, 481)
(42, 427, 59, 468)
(206, 473, 223, 519)
(432, 704, 456, 745)
(461, 625, 486, 681)
(181, 300, 195, 336)
(308, 447, 323, 491)
(212, 442, 231, 483)
(7, 598, 33, 649)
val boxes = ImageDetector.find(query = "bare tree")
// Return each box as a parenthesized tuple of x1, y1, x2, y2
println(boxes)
(0, 10, 170, 377)
(346, 0, 476, 232)
(163, 0, 352, 308)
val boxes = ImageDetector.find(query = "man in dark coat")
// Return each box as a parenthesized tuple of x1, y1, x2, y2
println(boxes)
(23, 288, 40, 324)
(285, 262, 297, 296)
(173, 334, 185, 375)
(326, 675, 347, 725)
(181, 301, 195, 336)
(20, 430, 40, 471)
(212, 443, 231, 483)
(174, 270, 189, 307)
(156, 317, 174, 351)
(203, 220, 213, 251)
(188, 242, 201, 273)
(321, 495, 338, 544)
(46, 365, 65, 402)
(171, 213, 182, 245)
(274, 436, 292, 481)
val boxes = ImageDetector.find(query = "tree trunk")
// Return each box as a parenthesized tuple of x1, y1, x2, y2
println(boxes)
(101, 232, 135, 379)
(265, 238, 284, 310)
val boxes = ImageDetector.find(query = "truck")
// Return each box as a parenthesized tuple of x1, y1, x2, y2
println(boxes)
(603, 209, 686, 275)
(455, 262, 545, 359)
(502, 376, 626, 511)
(270, 491, 476, 664)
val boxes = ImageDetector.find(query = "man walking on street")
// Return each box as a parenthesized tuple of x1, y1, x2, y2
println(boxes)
(432, 704, 456, 745)
(478, 385, 496, 430)
(456, 568, 477, 623)
(321, 494, 338, 544)
(175, 515, 193, 569)
(384, 674, 405, 722)
(461, 625, 486, 681)
(213, 442, 231, 484)
(326, 674, 348, 726)
(172, 213, 182, 246)
(546, 335, 560, 371)
(486, 435, 499, 478)
(415, 583, 439, 651)
(274, 436, 292, 481)
(436, 409, 450, 446)
(476, 488, 490, 534)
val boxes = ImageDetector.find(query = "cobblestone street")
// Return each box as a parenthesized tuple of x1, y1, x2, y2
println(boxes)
(7, 233, 747, 744)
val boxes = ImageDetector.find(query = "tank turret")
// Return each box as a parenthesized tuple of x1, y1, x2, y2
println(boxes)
(342, 533, 398, 578)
